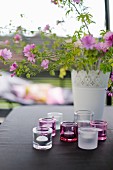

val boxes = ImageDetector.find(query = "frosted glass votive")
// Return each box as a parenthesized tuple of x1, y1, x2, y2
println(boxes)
(39, 118, 56, 136)
(33, 126, 52, 150)
(78, 127, 98, 150)
(47, 112, 63, 130)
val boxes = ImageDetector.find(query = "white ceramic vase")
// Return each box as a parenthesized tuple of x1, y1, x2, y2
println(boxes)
(71, 70, 110, 120)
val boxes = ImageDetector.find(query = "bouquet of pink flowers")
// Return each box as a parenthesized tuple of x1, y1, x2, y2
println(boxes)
(0, 0, 113, 92)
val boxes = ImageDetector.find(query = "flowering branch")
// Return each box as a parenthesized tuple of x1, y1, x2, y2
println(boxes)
(0, 0, 113, 89)
(69, 1, 91, 34)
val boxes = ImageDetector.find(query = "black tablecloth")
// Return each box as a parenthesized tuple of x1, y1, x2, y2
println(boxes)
(0, 105, 113, 170)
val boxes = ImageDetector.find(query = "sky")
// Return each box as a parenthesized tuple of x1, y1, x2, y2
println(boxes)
(0, 0, 112, 37)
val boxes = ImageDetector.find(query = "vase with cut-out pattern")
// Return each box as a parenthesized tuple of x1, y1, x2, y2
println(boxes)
(71, 70, 110, 120)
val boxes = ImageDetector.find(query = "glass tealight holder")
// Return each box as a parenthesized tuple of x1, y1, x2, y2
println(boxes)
(47, 112, 63, 130)
(74, 110, 94, 128)
(78, 127, 98, 150)
(60, 121, 78, 142)
(39, 118, 56, 136)
(33, 126, 52, 150)
(90, 120, 107, 141)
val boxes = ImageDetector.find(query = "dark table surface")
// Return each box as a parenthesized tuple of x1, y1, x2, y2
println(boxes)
(0, 105, 113, 170)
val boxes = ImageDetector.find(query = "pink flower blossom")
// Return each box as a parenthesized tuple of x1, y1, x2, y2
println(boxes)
(104, 31, 113, 47)
(0, 50, 2, 56)
(27, 54, 36, 63)
(10, 62, 18, 72)
(44, 24, 50, 31)
(0, 48, 12, 60)
(110, 73, 113, 82)
(23, 44, 35, 54)
(94, 42, 108, 52)
(14, 34, 22, 43)
(23, 44, 36, 63)
(73, 0, 81, 4)
(51, 0, 58, 5)
(81, 35, 96, 49)
(107, 91, 113, 97)
(41, 59, 49, 69)
(11, 72, 16, 77)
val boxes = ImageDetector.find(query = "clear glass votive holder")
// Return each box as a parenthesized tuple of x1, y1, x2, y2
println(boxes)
(33, 126, 52, 150)
(74, 110, 94, 128)
(39, 118, 56, 136)
(90, 120, 107, 141)
(60, 121, 78, 142)
(47, 112, 63, 130)
(78, 127, 98, 150)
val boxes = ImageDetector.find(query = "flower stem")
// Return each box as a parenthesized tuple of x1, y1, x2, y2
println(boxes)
(69, 2, 91, 35)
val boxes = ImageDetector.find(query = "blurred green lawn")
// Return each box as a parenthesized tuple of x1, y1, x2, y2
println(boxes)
(30, 77, 72, 88)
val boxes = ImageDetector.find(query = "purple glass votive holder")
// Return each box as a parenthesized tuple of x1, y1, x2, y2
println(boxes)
(90, 120, 107, 141)
(39, 118, 56, 137)
(60, 121, 78, 142)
